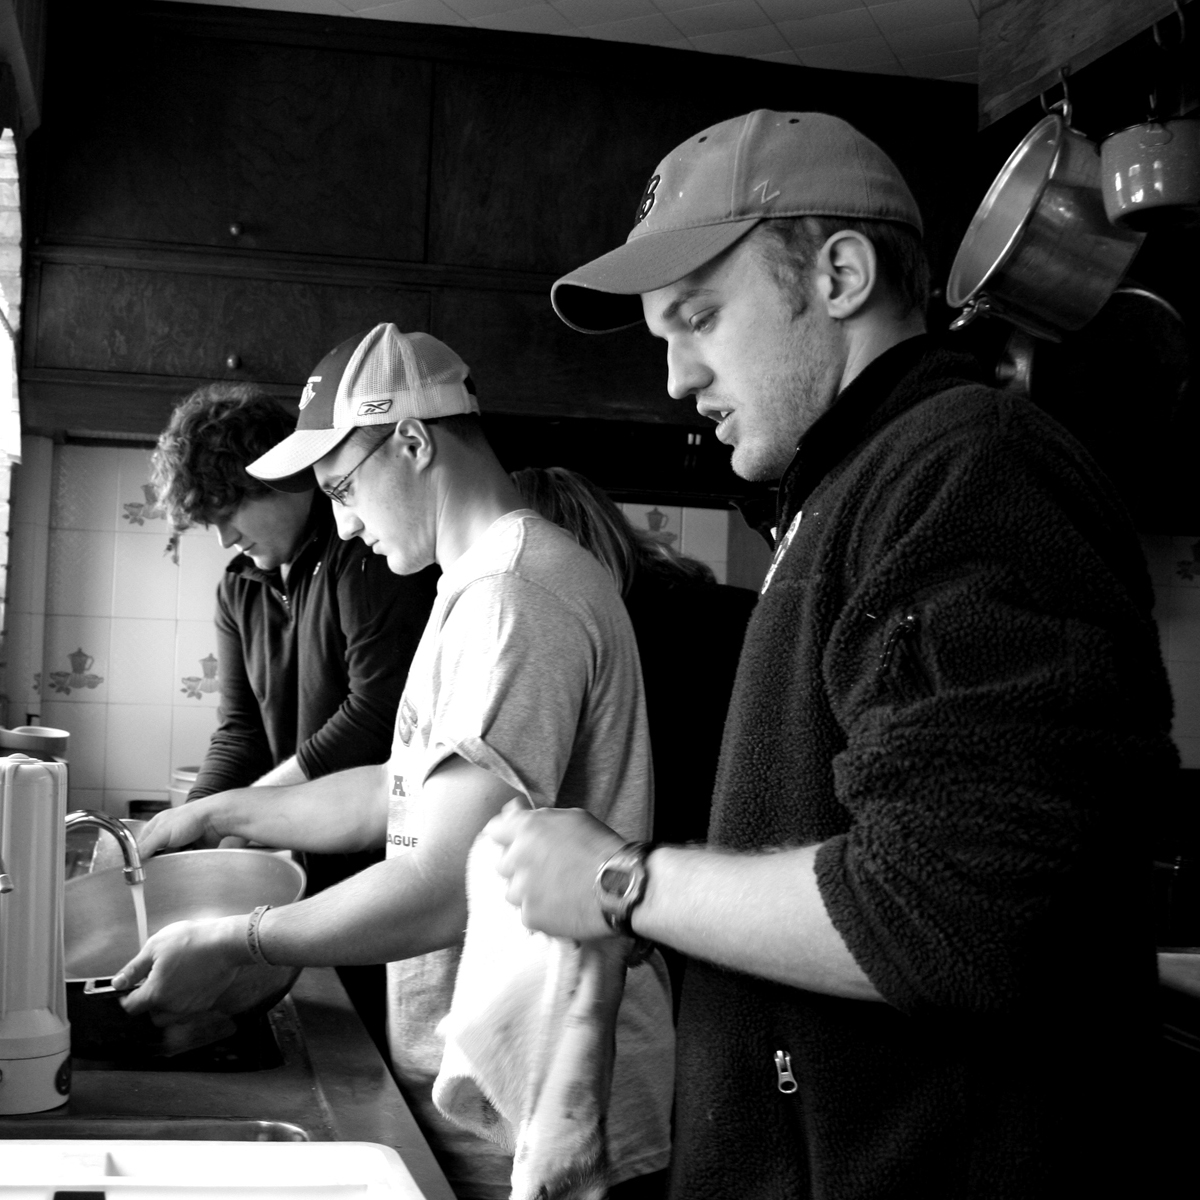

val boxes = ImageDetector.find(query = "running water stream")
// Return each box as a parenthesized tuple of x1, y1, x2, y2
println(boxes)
(130, 878, 149, 949)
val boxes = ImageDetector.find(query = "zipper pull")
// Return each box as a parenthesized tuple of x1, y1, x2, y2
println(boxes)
(774, 1049, 798, 1094)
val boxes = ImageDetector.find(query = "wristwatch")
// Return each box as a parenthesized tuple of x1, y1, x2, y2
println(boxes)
(594, 841, 654, 937)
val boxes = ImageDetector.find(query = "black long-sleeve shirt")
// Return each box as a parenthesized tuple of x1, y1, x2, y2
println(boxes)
(190, 495, 438, 892)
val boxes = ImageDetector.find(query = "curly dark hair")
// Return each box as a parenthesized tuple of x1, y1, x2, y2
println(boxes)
(151, 383, 299, 529)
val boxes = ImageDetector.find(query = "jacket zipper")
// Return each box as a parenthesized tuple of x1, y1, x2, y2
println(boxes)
(774, 1049, 798, 1094)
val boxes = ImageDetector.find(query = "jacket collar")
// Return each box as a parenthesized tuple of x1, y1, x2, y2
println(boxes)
(776, 334, 984, 531)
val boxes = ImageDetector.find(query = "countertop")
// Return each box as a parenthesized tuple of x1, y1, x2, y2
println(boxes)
(0, 968, 454, 1200)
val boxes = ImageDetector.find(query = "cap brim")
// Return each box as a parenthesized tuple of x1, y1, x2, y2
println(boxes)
(551, 218, 760, 333)
(247, 427, 354, 481)
(261, 467, 316, 495)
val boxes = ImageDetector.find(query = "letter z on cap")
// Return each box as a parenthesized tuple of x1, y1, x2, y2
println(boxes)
(551, 109, 924, 334)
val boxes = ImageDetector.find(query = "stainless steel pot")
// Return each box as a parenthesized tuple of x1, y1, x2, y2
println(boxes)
(947, 113, 1146, 341)
(64, 848, 305, 1058)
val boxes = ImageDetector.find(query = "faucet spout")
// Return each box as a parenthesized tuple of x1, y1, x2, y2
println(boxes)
(65, 809, 146, 885)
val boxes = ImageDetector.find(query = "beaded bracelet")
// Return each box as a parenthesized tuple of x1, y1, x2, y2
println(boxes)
(246, 904, 274, 967)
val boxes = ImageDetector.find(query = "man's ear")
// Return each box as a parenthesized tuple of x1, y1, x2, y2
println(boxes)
(814, 231, 878, 320)
(393, 418, 436, 469)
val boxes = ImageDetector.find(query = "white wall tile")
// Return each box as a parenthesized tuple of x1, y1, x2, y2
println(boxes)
(105, 789, 171, 819)
(681, 506, 729, 568)
(171, 705, 220, 776)
(66, 787, 106, 816)
(5, 609, 43, 718)
(1171, 537, 1200, 588)
(112, 529, 180, 619)
(46, 528, 115, 617)
(1174, 736, 1200, 769)
(105, 703, 173, 792)
(42, 699, 107, 790)
(108, 617, 177, 705)
(11, 435, 53, 529)
(42, 615, 110, 702)
(176, 530, 234, 622)
(51, 444, 121, 533)
(7, 519, 48, 615)
(623, 503, 683, 553)
(174, 619, 222, 707)
(117, 447, 173, 534)
(727, 507, 772, 592)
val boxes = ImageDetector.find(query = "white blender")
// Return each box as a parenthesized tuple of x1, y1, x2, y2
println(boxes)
(0, 750, 71, 1113)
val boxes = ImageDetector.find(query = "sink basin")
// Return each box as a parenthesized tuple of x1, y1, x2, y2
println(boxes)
(0, 1117, 309, 1140)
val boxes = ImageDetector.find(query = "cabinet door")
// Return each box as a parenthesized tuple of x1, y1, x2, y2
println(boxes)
(32, 22, 432, 262)
(431, 287, 695, 425)
(29, 263, 431, 383)
(427, 61, 733, 277)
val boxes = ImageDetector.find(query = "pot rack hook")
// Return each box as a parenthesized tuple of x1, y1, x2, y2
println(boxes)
(1152, 0, 1186, 48)
(1040, 67, 1072, 126)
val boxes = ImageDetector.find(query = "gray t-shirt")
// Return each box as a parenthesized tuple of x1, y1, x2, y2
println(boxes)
(384, 510, 672, 1199)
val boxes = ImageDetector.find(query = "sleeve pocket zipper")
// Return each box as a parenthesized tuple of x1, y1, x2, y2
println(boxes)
(878, 610, 935, 703)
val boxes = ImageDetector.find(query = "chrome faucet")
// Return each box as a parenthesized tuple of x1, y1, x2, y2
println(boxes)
(65, 810, 146, 885)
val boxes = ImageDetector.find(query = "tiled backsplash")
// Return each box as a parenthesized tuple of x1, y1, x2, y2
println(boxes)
(1143, 536, 1200, 770)
(7, 437, 230, 813)
(3, 438, 771, 816)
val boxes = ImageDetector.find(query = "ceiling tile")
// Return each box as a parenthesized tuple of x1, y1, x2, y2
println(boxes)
(690, 23, 791, 55)
(865, 0, 975, 35)
(777, 8, 877, 49)
(578, 11, 688, 42)
(756, 0, 865, 19)
(797, 34, 898, 70)
(666, 0, 772, 39)
(443, 0, 541, 18)
(552, 0, 653, 25)
(897, 45, 977, 78)
(472, 1, 575, 29)
(756, 47, 803, 65)
(882, 17, 976, 59)
(351, 0, 472, 23)
(231, 0, 350, 11)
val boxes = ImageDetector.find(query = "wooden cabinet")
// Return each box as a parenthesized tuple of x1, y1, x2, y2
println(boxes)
(36, 25, 432, 261)
(19, 1, 978, 460)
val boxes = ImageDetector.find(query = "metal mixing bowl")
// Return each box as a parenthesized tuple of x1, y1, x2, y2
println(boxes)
(64, 848, 306, 1058)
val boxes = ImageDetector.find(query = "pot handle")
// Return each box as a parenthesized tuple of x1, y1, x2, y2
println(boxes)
(1040, 69, 1073, 129)
(83, 977, 120, 995)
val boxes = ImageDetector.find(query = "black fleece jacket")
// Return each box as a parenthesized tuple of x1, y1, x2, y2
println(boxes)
(670, 337, 1177, 1199)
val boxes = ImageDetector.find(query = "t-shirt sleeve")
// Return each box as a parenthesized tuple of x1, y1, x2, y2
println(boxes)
(419, 571, 593, 808)
(813, 407, 1174, 1017)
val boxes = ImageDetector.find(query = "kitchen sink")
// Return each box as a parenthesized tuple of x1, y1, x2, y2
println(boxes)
(0, 1117, 309, 1140)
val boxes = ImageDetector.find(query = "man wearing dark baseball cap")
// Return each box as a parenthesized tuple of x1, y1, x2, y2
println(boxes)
(116, 324, 674, 1200)
(489, 111, 1174, 1197)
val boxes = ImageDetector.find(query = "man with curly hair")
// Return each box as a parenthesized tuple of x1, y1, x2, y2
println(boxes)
(153, 382, 437, 1040)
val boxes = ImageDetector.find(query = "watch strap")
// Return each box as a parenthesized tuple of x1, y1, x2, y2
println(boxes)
(594, 840, 654, 937)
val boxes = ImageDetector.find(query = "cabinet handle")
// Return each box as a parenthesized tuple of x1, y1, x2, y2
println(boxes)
(226, 354, 241, 370)
(229, 222, 243, 237)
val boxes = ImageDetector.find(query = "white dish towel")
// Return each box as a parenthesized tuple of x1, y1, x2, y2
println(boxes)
(433, 833, 629, 1200)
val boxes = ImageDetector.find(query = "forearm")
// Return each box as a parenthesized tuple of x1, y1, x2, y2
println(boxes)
(634, 843, 881, 1000)
(253, 755, 308, 788)
(198, 764, 386, 854)
(251, 855, 469, 968)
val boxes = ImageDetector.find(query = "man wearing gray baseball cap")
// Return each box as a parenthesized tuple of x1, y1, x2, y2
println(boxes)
(489, 111, 1174, 1196)
(115, 324, 674, 1200)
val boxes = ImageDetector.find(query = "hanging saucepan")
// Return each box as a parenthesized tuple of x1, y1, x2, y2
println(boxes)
(947, 106, 1146, 341)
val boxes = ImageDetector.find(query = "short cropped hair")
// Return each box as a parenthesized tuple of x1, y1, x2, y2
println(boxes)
(151, 383, 298, 529)
(748, 215, 931, 320)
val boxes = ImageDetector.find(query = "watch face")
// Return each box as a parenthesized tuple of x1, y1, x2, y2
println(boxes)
(599, 863, 635, 901)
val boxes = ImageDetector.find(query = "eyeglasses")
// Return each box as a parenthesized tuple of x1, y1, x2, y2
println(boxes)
(321, 435, 388, 505)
